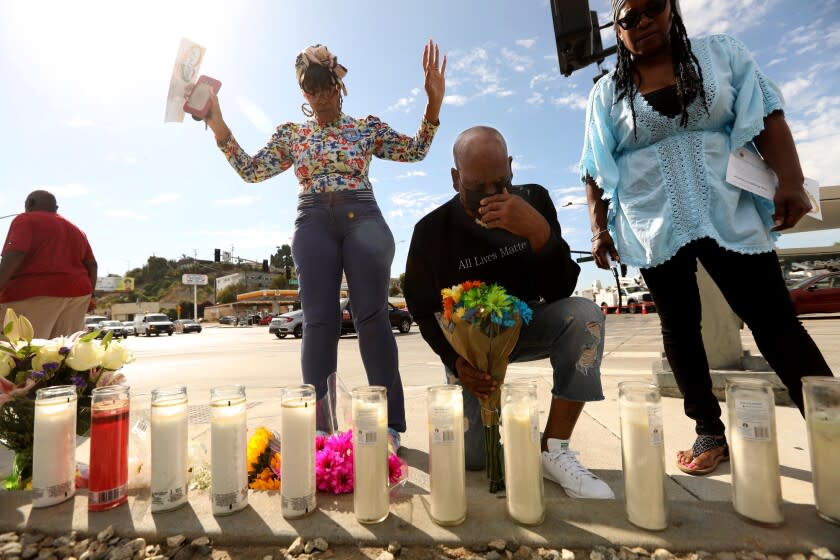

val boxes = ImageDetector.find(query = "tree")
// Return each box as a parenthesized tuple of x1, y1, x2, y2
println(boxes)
(398, 273, 406, 295)
(217, 282, 248, 304)
(389, 283, 402, 297)
(270, 244, 295, 272)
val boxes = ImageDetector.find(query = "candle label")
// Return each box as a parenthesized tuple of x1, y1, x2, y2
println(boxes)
(530, 420, 540, 443)
(32, 480, 73, 500)
(89, 484, 128, 506)
(213, 487, 247, 509)
(282, 493, 316, 513)
(431, 406, 455, 445)
(648, 405, 664, 446)
(132, 417, 149, 436)
(354, 408, 381, 446)
(734, 399, 771, 441)
(152, 485, 186, 507)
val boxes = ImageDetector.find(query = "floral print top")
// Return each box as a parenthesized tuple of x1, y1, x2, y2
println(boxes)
(220, 114, 439, 194)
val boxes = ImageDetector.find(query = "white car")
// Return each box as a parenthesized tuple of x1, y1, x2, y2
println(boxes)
(122, 321, 135, 336)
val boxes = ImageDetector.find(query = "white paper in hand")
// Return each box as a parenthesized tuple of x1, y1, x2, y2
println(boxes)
(164, 38, 206, 123)
(726, 147, 822, 220)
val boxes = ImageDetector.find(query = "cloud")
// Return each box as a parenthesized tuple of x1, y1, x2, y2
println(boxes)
(780, 77, 810, 104)
(516, 38, 537, 49)
(444, 94, 469, 106)
(108, 210, 147, 221)
(678, 0, 774, 36)
(396, 170, 428, 179)
(529, 72, 558, 89)
(526, 92, 545, 106)
(63, 117, 94, 127)
(501, 48, 532, 73)
(789, 95, 840, 185)
(390, 191, 450, 218)
(767, 57, 787, 67)
(39, 183, 90, 197)
(214, 196, 260, 206)
(556, 195, 588, 209)
(145, 193, 180, 206)
(236, 96, 274, 134)
(552, 94, 588, 111)
(511, 157, 535, 171)
(387, 96, 416, 112)
(554, 186, 583, 195)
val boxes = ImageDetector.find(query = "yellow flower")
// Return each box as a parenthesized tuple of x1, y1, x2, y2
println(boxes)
(454, 307, 466, 321)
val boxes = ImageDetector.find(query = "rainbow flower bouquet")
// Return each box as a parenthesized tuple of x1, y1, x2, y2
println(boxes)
(436, 281, 532, 493)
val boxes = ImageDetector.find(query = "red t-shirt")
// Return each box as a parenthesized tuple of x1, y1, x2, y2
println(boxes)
(0, 212, 95, 302)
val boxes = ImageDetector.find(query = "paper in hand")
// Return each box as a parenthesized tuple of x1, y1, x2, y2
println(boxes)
(726, 147, 823, 220)
(164, 38, 206, 123)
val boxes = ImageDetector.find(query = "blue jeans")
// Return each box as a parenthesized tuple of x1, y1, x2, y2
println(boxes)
(292, 191, 405, 432)
(446, 296, 606, 470)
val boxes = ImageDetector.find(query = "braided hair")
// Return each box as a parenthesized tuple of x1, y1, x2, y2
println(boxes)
(613, 7, 708, 138)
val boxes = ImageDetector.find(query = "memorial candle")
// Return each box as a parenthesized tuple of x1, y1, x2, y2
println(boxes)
(32, 386, 77, 508)
(352, 386, 389, 524)
(151, 386, 189, 513)
(501, 382, 544, 526)
(210, 385, 248, 516)
(88, 385, 130, 512)
(802, 376, 840, 525)
(281, 384, 317, 518)
(427, 385, 466, 526)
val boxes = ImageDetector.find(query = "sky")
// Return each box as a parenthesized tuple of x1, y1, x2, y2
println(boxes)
(1, 0, 838, 295)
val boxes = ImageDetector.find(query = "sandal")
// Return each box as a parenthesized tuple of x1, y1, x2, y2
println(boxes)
(677, 434, 729, 475)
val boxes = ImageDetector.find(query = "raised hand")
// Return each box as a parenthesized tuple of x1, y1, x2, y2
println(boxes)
(422, 39, 446, 123)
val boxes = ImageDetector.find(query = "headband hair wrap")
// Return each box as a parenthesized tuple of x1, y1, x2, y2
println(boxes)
(295, 44, 349, 96)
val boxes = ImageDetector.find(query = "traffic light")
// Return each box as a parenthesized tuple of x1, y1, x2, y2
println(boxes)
(214, 248, 221, 262)
(262, 259, 269, 273)
(551, 0, 617, 77)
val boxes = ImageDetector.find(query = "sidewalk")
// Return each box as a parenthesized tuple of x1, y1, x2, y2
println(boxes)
(2, 314, 838, 552)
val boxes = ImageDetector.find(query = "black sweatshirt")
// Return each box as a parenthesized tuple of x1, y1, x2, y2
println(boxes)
(404, 184, 580, 375)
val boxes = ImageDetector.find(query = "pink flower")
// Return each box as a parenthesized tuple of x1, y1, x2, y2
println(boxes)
(315, 434, 327, 452)
(388, 453, 406, 486)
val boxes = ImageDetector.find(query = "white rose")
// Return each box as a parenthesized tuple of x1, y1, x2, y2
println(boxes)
(101, 343, 133, 371)
(32, 338, 67, 372)
(65, 340, 104, 371)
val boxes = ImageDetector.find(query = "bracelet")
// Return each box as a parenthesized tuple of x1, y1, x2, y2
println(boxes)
(590, 229, 609, 242)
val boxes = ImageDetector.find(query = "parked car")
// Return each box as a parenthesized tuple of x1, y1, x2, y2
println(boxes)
(789, 271, 840, 315)
(84, 315, 108, 333)
(122, 321, 135, 336)
(269, 310, 303, 339)
(134, 313, 175, 337)
(95, 320, 127, 339)
(259, 314, 277, 325)
(219, 316, 237, 325)
(339, 299, 413, 335)
(174, 319, 203, 333)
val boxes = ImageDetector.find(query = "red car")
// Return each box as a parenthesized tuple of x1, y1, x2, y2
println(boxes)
(259, 314, 277, 325)
(789, 271, 840, 315)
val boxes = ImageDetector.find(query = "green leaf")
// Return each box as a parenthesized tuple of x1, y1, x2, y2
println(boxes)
(101, 331, 113, 346)
(80, 330, 99, 342)
(0, 345, 17, 356)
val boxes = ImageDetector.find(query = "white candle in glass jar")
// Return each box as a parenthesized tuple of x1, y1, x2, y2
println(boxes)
(729, 398, 783, 525)
(428, 386, 466, 526)
(151, 388, 189, 513)
(619, 401, 666, 530)
(352, 397, 389, 524)
(501, 401, 544, 525)
(281, 388, 316, 518)
(807, 417, 840, 523)
(32, 387, 77, 508)
(210, 387, 248, 516)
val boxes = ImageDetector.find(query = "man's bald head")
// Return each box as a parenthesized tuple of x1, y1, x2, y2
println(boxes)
(452, 126, 509, 170)
(25, 190, 58, 213)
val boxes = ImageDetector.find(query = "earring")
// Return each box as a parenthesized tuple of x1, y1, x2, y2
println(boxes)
(301, 103, 314, 117)
(338, 96, 343, 112)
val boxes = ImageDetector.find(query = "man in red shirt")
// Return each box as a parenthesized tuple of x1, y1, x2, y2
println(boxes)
(0, 191, 98, 338)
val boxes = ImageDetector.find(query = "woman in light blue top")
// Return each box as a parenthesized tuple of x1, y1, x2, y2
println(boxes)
(581, 0, 833, 475)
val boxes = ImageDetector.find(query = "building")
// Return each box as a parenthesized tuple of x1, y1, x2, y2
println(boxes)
(215, 272, 280, 293)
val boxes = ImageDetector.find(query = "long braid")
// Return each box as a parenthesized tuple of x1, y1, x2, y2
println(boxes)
(612, 6, 707, 138)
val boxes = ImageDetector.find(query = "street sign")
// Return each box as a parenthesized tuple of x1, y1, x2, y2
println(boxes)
(289, 279, 298, 286)
(182, 274, 208, 286)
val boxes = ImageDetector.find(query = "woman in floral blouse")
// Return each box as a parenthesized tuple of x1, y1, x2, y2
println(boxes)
(198, 41, 446, 449)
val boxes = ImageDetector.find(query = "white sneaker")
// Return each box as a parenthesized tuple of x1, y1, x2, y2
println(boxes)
(541, 439, 615, 499)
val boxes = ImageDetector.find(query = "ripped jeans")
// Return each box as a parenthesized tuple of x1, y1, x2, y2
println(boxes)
(446, 296, 606, 470)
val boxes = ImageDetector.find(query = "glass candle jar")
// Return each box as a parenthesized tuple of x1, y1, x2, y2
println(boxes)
(281, 384, 317, 519)
(802, 376, 840, 525)
(150, 386, 189, 513)
(501, 382, 544, 525)
(89, 384, 130, 512)
(32, 386, 77, 508)
(210, 385, 248, 516)
(725, 378, 783, 526)
(427, 385, 466, 526)
(618, 381, 667, 530)
(351, 385, 389, 524)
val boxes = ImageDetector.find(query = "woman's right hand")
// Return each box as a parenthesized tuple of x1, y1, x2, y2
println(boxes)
(592, 231, 620, 270)
(184, 83, 224, 129)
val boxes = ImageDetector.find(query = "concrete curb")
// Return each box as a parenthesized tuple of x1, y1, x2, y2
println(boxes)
(2, 489, 837, 553)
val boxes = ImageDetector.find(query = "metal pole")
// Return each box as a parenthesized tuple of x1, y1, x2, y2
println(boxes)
(194, 284, 198, 320)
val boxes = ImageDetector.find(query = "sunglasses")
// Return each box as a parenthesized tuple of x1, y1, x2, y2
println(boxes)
(615, 0, 667, 30)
